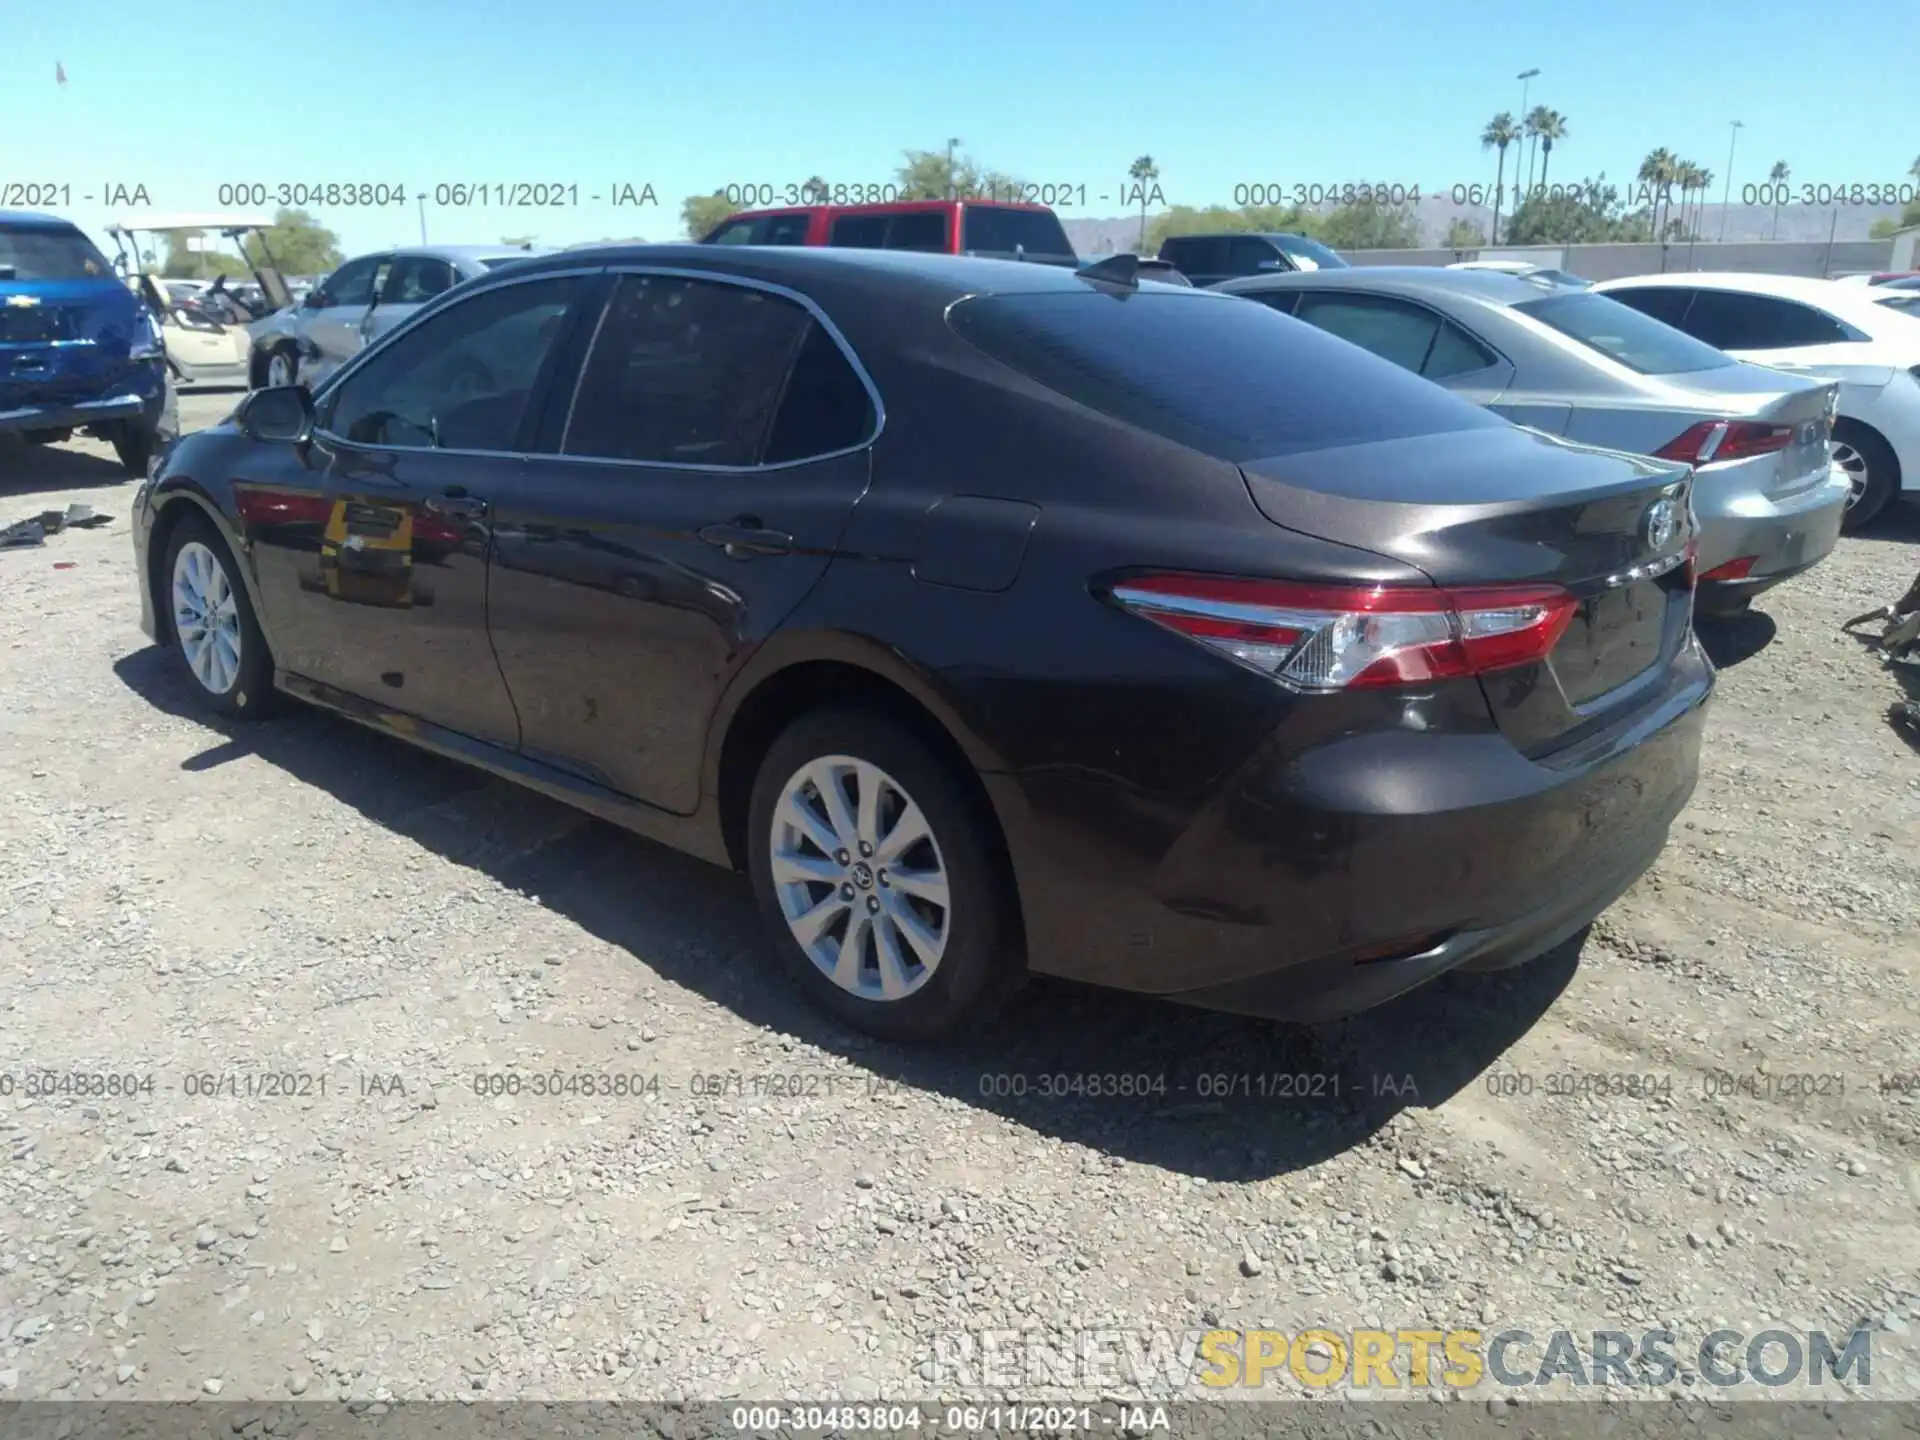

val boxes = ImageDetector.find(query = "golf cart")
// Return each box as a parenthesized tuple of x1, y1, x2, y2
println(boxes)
(105, 213, 292, 386)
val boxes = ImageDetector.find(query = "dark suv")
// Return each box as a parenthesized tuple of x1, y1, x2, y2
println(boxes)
(1158, 232, 1349, 287)
(1, 210, 174, 474)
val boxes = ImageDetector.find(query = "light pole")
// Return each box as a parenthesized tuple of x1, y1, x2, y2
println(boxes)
(417, 194, 428, 245)
(1719, 120, 1743, 241)
(946, 137, 962, 199)
(1516, 68, 1539, 204)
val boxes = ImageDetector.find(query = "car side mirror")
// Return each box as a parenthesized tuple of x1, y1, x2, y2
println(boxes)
(236, 385, 314, 444)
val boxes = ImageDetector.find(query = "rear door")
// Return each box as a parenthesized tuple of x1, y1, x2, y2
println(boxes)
(485, 269, 878, 813)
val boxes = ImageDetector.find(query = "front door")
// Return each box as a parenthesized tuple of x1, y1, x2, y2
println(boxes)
(239, 269, 599, 746)
(304, 253, 393, 379)
(485, 270, 878, 813)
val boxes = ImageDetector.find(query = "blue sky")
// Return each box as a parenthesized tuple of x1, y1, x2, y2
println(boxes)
(7, 0, 1917, 261)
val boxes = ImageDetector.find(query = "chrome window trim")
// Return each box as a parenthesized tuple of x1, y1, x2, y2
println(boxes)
(549, 263, 886, 475)
(308, 264, 609, 459)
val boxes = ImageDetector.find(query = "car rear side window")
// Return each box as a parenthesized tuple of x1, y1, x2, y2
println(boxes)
(960, 206, 1074, 260)
(1514, 291, 1735, 375)
(884, 212, 948, 252)
(563, 274, 814, 467)
(1293, 293, 1443, 373)
(762, 321, 876, 463)
(948, 290, 1502, 462)
(1605, 286, 1696, 328)
(1677, 290, 1858, 350)
(324, 276, 584, 451)
(830, 215, 890, 248)
(0, 224, 112, 280)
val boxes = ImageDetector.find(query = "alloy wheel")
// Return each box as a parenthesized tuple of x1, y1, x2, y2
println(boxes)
(171, 540, 242, 695)
(1832, 441, 1868, 508)
(768, 755, 951, 1001)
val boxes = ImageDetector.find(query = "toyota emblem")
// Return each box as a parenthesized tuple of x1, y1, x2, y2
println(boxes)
(1644, 498, 1677, 550)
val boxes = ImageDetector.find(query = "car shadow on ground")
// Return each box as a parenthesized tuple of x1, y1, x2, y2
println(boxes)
(114, 645, 1583, 1182)
(1694, 608, 1778, 669)
(0, 437, 130, 496)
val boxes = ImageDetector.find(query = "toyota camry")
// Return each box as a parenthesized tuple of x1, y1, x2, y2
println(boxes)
(130, 245, 1712, 1040)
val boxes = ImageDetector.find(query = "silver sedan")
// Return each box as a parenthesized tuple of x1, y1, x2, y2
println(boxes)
(247, 244, 547, 391)
(1216, 266, 1851, 616)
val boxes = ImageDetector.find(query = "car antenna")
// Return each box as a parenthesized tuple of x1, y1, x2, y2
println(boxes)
(1075, 253, 1143, 287)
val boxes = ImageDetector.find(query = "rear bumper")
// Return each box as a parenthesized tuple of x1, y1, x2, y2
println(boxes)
(1691, 458, 1850, 580)
(0, 393, 145, 433)
(986, 640, 1712, 1022)
(171, 357, 251, 385)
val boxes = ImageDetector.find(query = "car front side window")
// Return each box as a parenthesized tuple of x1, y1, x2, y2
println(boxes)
(321, 275, 586, 452)
(321, 256, 385, 310)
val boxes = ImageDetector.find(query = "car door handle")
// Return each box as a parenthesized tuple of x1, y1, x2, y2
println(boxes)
(697, 519, 793, 557)
(423, 492, 487, 518)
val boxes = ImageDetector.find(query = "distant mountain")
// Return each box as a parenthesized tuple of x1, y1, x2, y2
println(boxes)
(1063, 200, 1905, 256)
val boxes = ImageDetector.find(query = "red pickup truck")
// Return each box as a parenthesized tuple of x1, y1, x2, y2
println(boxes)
(701, 198, 1078, 264)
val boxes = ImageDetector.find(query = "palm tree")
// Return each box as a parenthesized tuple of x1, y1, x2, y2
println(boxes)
(1535, 110, 1567, 190)
(1638, 148, 1679, 241)
(1482, 112, 1521, 244)
(1523, 104, 1552, 200)
(1685, 163, 1713, 244)
(1910, 155, 1920, 183)
(1768, 160, 1789, 239)
(1128, 155, 1159, 250)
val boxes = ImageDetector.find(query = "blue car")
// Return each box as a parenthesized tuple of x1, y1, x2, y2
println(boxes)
(1, 210, 176, 475)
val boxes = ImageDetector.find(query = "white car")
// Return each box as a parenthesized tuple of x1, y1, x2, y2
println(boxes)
(1594, 272, 1920, 528)
(1448, 260, 1592, 287)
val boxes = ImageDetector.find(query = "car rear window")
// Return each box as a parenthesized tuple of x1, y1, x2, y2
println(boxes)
(1514, 291, 1734, 375)
(960, 206, 1075, 261)
(947, 290, 1503, 462)
(0, 224, 113, 281)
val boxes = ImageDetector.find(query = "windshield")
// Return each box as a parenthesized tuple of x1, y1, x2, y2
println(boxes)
(949, 289, 1500, 461)
(1514, 290, 1735, 375)
(0, 224, 114, 281)
(1272, 235, 1349, 270)
(960, 206, 1076, 260)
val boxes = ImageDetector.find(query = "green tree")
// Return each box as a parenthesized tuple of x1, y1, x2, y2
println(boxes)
(1318, 196, 1421, 250)
(894, 148, 1022, 202)
(1768, 160, 1789, 239)
(1443, 217, 1486, 250)
(159, 232, 247, 279)
(1481, 112, 1521, 245)
(241, 209, 344, 276)
(1636, 149, 1680, 242)
(1522, 104, 1552, 197)
(1535, 110, 1567, 190)
(1128, 155, 1159, 250)
(800, 174, 830, 204)
(1504, 175, 1653, 244)
(680, 190, 739, 239)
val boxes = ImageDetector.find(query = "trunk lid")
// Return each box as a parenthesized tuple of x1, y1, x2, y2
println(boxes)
(1240, 425, 1696, 754)
(0, 276, 140, 401)
(1678, 367, 1838, 495)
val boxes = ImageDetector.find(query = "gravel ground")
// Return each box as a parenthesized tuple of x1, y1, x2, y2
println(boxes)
(0, 393, 1916, 1410)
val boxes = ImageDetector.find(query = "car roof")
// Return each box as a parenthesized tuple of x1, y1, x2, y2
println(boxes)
(1165, 232, 1313, 243)
(498, 242, 1184, 303)
(1596, 271, 1859, 303)
(0, 209, 81, 230)
(370, 244, 549, 262)
(1216, 264, 1572, 306)
(721, 199, 1055, 221)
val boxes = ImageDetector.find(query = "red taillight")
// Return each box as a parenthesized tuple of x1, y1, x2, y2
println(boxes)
(234, 488, 334, 528)
(1653, 420, 1794, 465)
(1699, 555, 1758, 583)
(1107, 574, 1578, 691)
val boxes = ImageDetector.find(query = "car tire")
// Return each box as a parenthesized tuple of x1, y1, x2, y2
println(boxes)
(162, 513, 277, 718)
(265, 344, 300, 389)
(747, 707, 1020, 1042)
(112, 419, 157, 478)
(1833, 421, 1898, 532)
